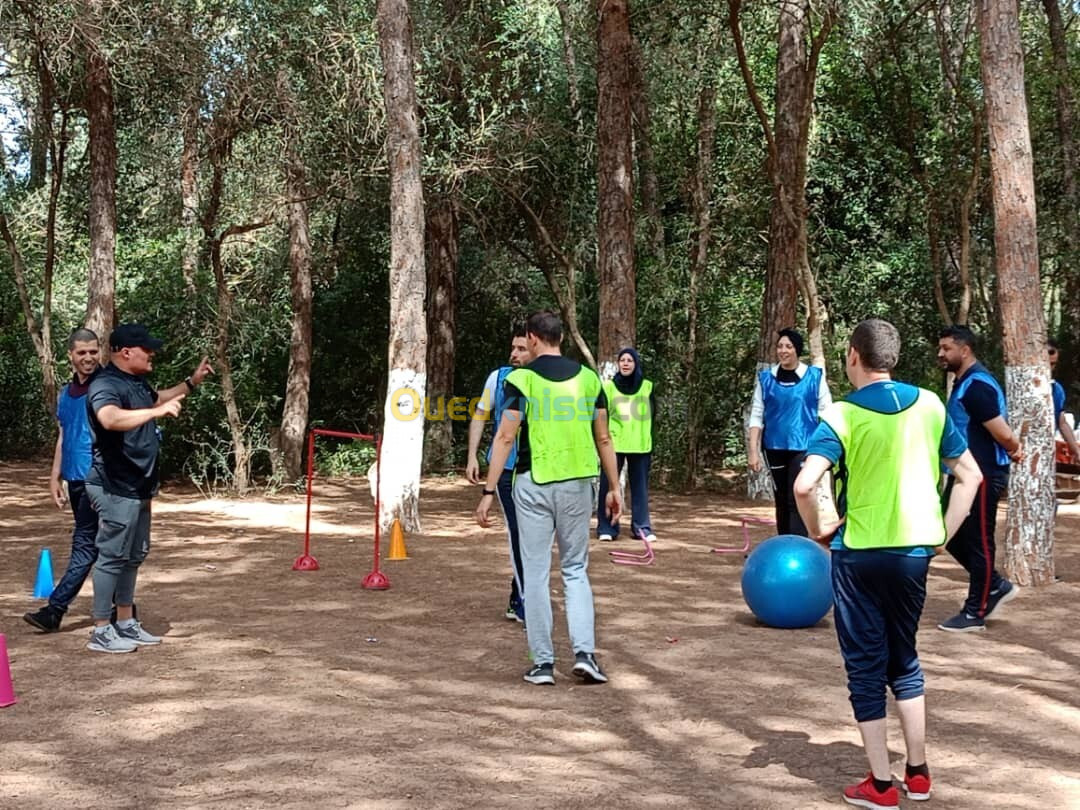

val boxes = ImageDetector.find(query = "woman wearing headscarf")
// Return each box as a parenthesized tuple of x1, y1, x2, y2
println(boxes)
(747, 328, 832, 536)
(597, 348, 656, 542)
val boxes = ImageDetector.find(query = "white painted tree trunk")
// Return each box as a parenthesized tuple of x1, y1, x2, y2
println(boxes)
(372, 368, 425, 532)
(1002, 366, 1056, 584)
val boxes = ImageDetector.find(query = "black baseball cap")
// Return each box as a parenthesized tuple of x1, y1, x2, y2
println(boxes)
(109, 323, 164, 351)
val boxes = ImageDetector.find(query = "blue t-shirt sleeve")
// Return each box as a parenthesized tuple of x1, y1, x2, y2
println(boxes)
(806, 420, 842, 464)
(939, 412, 968, 459)
(1053, 381, 1065, 420)
(961, 379, 1002, 423)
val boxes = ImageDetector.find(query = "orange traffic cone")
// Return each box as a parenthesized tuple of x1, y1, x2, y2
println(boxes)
(387, 519, 408, 560)
(0, 633, 16, 708)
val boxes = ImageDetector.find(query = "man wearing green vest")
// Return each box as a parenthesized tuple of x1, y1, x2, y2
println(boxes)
(597, 348, 656, 542)
(475, 311, 622, 686)
(794, 319, 982, 809)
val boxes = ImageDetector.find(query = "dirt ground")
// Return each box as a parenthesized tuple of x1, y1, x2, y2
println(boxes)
(1, 460, 1079, 809)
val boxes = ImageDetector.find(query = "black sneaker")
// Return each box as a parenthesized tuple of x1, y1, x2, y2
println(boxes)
(938, 612, 985, 633)
(985, 581, 1019, 619)
(24, 605, 63, 633)
(571, 651, 608, 683)
(523, 662, 555, 685)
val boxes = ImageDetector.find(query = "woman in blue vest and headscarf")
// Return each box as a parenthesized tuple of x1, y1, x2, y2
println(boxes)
(747, 328, 832, 536)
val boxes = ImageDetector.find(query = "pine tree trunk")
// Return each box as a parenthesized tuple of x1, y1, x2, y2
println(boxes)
(596, 0, 636, 376)
(210, 236, 251, 495)
(377, 0, 427, 532)
(279, 153, 314, 483)
(424, 200, 458, 473)
(84, 15, 116, 342)
(684, 82, 716, 487)
(977, 0, 1055, 585)
(180, 101, 200, 299)
(1041, 0, 1080, 391)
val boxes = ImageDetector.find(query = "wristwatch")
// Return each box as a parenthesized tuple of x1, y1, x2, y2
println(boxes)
(482, 488, 496, 496)
(184, 376, 196, 392)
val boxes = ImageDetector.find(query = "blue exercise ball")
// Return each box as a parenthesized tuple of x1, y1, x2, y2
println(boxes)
(741, 534, 832, 628)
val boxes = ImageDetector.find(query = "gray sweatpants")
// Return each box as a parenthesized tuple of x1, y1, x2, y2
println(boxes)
(513, 472, 596, 665)
(85, 484, 151, 620)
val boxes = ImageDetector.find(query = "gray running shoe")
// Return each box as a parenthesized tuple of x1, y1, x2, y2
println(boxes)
(114, 620, 162, 646)
(87, 624, 138, 654)
(523, 662, 555, 685)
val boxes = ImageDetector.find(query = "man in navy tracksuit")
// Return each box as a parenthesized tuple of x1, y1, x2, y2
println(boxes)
(936, 325, 1023, 632)
(466, 327, 532, 623)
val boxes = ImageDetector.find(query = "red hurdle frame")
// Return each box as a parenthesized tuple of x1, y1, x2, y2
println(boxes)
(292, 428, 389, 590)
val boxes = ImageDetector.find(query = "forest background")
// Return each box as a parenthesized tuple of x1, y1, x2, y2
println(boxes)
(1, 0, 1076, 507)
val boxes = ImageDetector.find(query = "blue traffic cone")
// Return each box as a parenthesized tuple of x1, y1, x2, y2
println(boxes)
(32, 549, 54, 599)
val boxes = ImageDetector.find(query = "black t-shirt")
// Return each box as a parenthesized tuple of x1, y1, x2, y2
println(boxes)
(957, 370, 1008, 476)
(502, 355, 608, 475)
(86, 363, 162, 499)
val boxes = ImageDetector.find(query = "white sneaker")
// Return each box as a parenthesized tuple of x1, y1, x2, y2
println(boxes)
(87, 624, 138, 654)
(599, 534, 614, 542)
(645, 533, 657, 543)
(114, 620, 162, 646)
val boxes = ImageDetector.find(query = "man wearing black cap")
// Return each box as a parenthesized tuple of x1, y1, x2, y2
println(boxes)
(83, 323, 213, 653)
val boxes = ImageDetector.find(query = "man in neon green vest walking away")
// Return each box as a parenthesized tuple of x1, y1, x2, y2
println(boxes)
(476, 311, 622, 686)
(795, 319, 982, 809)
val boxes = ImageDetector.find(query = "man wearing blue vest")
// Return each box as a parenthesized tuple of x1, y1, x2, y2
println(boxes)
(24, 328, 103, 633)
(936, 325, 1023, 632)
(1048, 339, 1080, 463)
(466, 326, 532, 623)
(795, 318, 982, 809)
(475, 311, 622, 686)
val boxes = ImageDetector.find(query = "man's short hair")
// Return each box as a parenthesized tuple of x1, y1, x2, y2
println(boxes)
(851, 319, 901, 372)
(68, 328, 99, 350)
(1048, 337, 1060, 351)
(939, 324, 978, 350)
(512, 323, 527, 340)
(526, 311, 562, 345)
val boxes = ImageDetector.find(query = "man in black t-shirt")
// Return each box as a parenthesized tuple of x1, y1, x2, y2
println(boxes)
(83, 323, 213, 653)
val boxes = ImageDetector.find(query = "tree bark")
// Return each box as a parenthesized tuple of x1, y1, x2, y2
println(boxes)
(180, 100, 200, 299)
(630, 37, 664, 264)
(596, 0, 636, 376)
(977, 0, 1055, 585)
(684, 81, 717, 486)
(84, 12, 117, 342)
(377, 0, 427, 532)
(423, 199, 458, 472)
(1041, 0, 1080, 390)
(555, 0, 582, 135)
(279, 151, 315, 483)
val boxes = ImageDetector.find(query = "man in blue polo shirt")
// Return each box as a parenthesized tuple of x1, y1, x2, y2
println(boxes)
(1048, 339, 1080, 463)
(936, 325, 1023, 632)
(24, 328, 103, 633)
(84, 323, 213, 653)
(795, 318, 982, 809)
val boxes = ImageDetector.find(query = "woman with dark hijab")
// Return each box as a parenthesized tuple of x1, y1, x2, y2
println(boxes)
(747, 328, 832, 535)
(597, 348, 656, 542)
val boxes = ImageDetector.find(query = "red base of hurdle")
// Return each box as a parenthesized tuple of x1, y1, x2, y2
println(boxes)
(293, 428, 390, 589)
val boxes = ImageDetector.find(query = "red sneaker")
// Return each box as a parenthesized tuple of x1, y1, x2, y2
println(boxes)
(903, 771, 932, 801)
(843, 775, 900, 809)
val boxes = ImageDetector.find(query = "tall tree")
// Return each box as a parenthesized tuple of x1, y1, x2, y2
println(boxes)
(82, 1, 117, 340)
(977, 0, 1055, 585)
(423, 199, 458, 472)
(595, 0, 636, 376)
(377, 0, 427, 531)
(277, 69, 316, 484)
(1041, 0, 1080, 388)
(731, 0, 836, 499)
